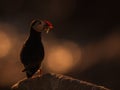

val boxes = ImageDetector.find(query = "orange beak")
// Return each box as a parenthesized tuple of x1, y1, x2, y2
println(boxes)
(44, 20, 53, 33)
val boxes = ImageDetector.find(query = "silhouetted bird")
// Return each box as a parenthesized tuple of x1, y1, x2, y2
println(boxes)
(20, 19, 53, 78)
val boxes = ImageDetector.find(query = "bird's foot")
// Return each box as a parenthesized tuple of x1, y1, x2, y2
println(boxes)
(35, 69, 42, 77)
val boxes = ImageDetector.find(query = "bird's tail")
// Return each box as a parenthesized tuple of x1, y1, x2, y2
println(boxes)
(23, 65, 40, 78)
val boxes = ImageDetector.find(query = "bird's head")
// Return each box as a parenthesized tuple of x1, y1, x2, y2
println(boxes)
(31, 19, 53, 33)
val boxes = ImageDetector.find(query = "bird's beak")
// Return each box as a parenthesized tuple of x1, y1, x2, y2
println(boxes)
(44, 26, 53, 33)
(43, 20, 53, 33)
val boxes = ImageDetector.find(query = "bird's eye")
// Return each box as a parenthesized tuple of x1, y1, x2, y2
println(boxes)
(36, 21, 41, 25)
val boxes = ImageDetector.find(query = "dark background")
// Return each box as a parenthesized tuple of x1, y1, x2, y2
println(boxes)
(0, 0, 120, 90)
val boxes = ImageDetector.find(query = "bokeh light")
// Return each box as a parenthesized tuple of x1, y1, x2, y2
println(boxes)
(0, 32, 12, 58)
(0, 23, 25, 86)
(79, 32, 120, 71)
(43, 38, 82, 74)
(46, 46, 73, 73)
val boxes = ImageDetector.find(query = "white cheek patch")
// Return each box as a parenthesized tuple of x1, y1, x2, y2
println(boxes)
(32, 21, 45, 32)
(32, 22, 40, 30)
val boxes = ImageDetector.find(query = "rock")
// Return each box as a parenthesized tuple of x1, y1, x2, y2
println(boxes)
(12, 73, 110, 90)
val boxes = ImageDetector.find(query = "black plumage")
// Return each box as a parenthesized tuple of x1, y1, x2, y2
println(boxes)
(20, 20, 52, 78)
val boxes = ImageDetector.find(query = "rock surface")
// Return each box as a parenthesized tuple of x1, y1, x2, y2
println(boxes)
(12, 73, 110, 90)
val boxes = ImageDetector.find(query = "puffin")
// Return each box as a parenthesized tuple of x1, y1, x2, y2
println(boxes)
(20, 19, 53, 78)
